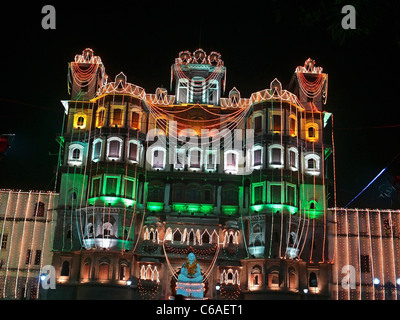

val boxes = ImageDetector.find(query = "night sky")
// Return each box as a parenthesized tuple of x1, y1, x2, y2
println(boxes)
(0, 1, 399, 209)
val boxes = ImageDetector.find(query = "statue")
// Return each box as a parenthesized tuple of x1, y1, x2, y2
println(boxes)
(176, 252, 204, 298)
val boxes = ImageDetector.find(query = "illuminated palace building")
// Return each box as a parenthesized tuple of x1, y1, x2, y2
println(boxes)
(1, 48, 398, 300)
(39, 48, 333, 300)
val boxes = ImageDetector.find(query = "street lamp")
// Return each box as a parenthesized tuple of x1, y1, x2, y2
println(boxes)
(214, 282, 221, 300)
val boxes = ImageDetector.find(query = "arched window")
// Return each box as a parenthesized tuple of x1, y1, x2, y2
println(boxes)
(119, 261, 130, 281)
(224, 230, 237, 246)
(102, 222, 113, 237)
(268, 144, 284, 168)
(127, 140, 140, 163)
(98, 263, 109, 280)
(309, 272, 318, 288)
(288, 147, 298, 171)
(140, 265, 160, 282)
(189, 148, 202, 170)
(174, 147, 186, 170)
(92, 139, 102, 162)
(205, 149, 217, 172)
(177, 79, 189, 104)
(77, 116, 85, 127)
(252, 145, 263, 169)
(186, 229, 196, 245)
(107, 137, 123, 160)
(72, 148, 80, 160)
(82, 261, 91, 280)
(173, 229, 182, 243)
(251, 265, 262, 287)
(61, 261, 70, 277)
(288, 268, 297, 289)
(74, 114, 87, 129)
(151, 147, 166, 170)
(208, 79, 219, 105)
(68, 143, 84, 166)
(309, 200, 317, 210)
(304, 153, 321, 176)
(130, 111, 140, 130)
(111, 107, 124, 127)
(253, 112, 263, 134)
(201, 230, 210, 244)
(289, 114, 297, 137)
(221, 268, 240, 285)
(224, 150, 239, 174)
(268, 269, 280, 288)
(270, 112, 281, 134)
(305, 123, 319, 142)
(149, 228, 158, 242)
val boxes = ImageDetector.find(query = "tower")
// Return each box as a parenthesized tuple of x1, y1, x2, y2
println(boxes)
(172, 49, 226, 105)
(50, 49, 148, 299)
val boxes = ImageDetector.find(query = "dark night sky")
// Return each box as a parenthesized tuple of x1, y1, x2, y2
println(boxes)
(0, 1, 399, 209)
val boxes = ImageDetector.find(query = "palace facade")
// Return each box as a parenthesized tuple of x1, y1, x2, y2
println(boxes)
(40, 48, 333, 300)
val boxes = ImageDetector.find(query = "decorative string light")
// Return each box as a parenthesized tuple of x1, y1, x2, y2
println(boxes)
(295, 58, 328, 105)
(137, 279, 160, 300)
(330, 208, 400, 300)
(219, 284, 241, 300)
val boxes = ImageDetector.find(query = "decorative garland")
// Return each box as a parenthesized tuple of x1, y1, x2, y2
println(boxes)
(219, 284, 241, 300)
(164, 243, 218, 258)
(183, 258, 199, 277)
(137, 279, 159, 300)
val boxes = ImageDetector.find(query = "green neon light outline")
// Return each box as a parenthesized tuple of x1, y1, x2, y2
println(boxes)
(88, 196, 135, 207)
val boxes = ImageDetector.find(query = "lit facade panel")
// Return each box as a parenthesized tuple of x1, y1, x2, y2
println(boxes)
(0, 190, 58, 299)
(329, 208, 400, 300)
